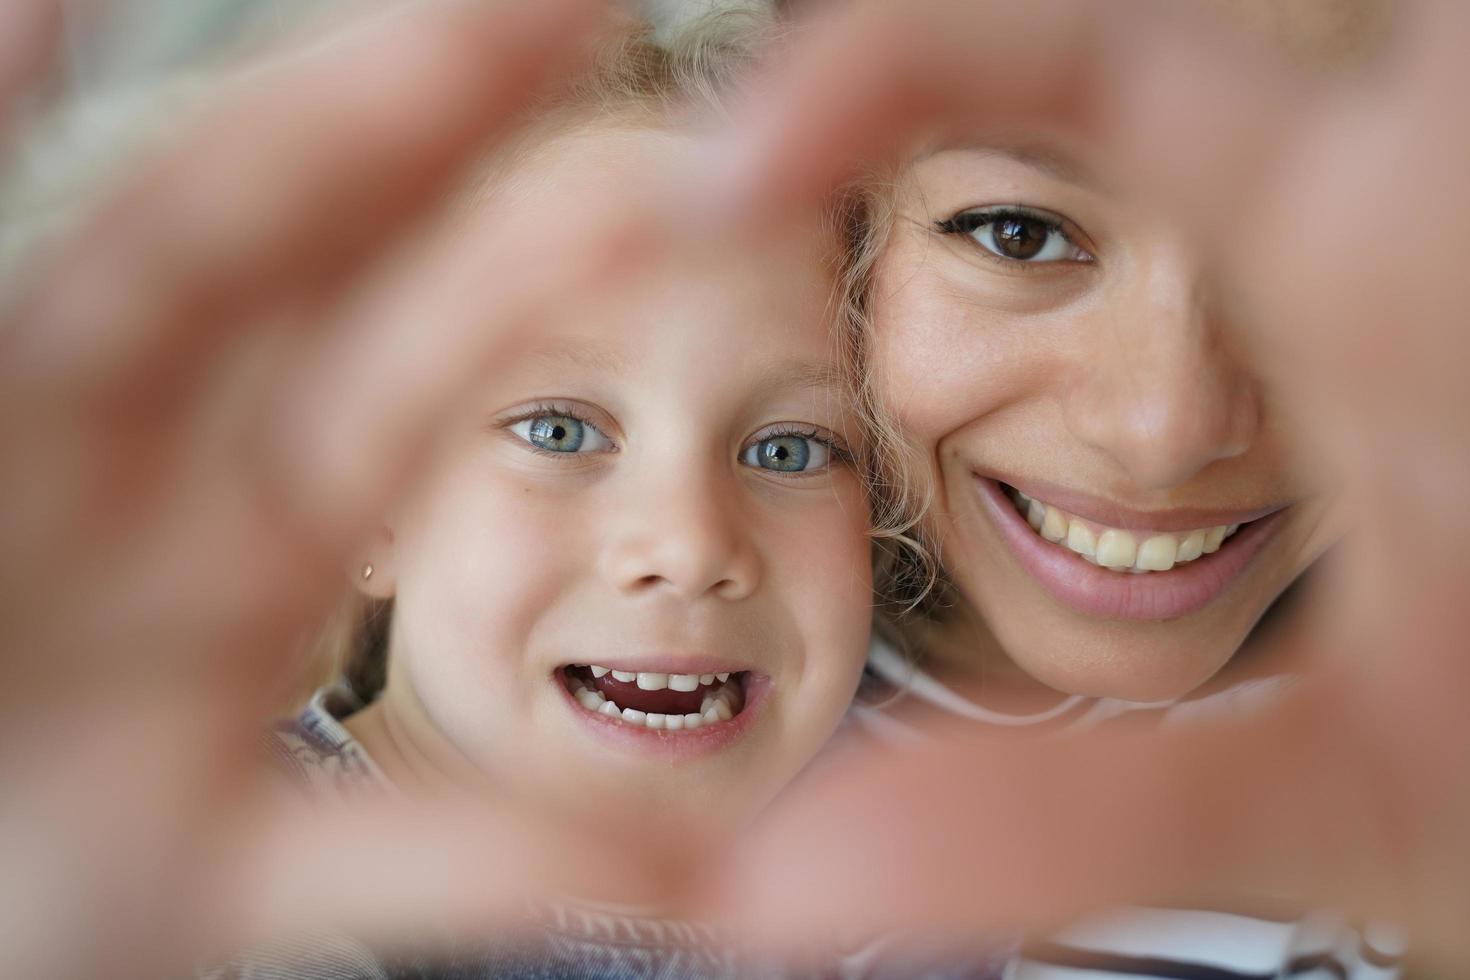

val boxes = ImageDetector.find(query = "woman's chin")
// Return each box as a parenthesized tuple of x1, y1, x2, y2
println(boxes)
(1004, 635, 1244, 703)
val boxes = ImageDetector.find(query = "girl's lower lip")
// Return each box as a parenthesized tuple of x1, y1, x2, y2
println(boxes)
(555, 671, 769, 760)
(974, 476, 1286, 621)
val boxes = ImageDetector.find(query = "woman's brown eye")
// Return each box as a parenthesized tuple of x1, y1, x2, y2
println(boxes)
(993, 216, 1049, 259)
(936, 207, 1094, 264)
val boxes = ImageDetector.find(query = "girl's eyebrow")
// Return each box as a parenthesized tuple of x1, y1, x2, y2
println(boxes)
(526, 338, 630, 376)
(754, 360, 846, 397)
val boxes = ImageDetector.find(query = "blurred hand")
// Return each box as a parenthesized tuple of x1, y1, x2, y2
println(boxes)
(4, 0, 1468, 974)
(0, 2, 696, 977)
(710, 0, 1470, 967)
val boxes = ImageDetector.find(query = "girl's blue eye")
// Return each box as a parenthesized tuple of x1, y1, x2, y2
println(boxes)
(741, 434, 831, 473)
(936, 207, 1094, 263)
(509, 413, 612, 454)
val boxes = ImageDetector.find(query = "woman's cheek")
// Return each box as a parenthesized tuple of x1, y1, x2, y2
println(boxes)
(871, 271, 1007, 446)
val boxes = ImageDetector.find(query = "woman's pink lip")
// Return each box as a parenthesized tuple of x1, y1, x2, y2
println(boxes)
(555, 671, 769, 761)
(996, 474, 1285, 533)
(975, 475, 1286, 621)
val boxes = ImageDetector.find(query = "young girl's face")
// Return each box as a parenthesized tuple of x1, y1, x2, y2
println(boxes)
(869, 140, 1340, 701)
(371, 126, 872, 830)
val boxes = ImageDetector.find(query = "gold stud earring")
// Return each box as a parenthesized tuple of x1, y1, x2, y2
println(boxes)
(361, 563, 374, 581)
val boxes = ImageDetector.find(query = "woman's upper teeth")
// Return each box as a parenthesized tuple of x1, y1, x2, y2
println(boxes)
(1013, 489, 1241, 573)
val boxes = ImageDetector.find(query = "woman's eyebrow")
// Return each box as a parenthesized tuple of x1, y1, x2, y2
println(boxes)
(923, 136, 1097, 188)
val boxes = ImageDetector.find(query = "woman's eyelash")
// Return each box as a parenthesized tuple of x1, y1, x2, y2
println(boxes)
(936, 208, 1040, 234)
(932, 205, 1094, 266)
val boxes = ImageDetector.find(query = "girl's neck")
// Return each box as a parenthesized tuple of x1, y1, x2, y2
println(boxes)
(344, 682, 486, 797)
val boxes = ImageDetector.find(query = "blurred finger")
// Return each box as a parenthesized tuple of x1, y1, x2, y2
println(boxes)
(219, 794, 690, 960)
(2, 0, 607, 408)
(255, 159, 679, 554)
(715, 0, 1306, 237)
(717, 679, 1401, 950)
(0, 0, 61, 134)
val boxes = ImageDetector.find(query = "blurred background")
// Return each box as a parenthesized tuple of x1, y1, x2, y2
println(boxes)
(0, 0, 1390, 279)
(0, 0, 766, 274)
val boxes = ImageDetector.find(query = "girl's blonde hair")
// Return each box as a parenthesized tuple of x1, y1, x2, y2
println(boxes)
(292, 9, 933, 707)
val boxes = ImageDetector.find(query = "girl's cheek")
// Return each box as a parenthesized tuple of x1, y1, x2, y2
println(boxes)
(403, 469, 587, 641)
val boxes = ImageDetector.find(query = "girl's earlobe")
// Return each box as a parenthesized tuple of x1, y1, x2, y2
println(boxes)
(353, 528, 396, 599)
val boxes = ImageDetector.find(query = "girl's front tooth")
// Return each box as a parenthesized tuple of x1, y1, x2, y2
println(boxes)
(698, 673, 715, 686)
(682, 713, 704, 729)
(636, 672, 668, 691)
(665, 714, 684, 731)
(590, 665, 610, 678)
(621, 707, 647, 725)
(715, 672, 730, 683)
(646, 713, 667, 730)
(598, 700, 621, 718)
(668, 673, 700, 692)
(610, 670, 637, 683)
(575, 689, 602, 711)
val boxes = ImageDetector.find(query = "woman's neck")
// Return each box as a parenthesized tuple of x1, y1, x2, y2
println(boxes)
(917, 603, 1081, 715)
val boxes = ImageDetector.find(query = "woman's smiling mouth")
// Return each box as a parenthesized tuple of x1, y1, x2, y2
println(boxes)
(975, 475, 1289, 621)
(1006, 484, 1243, 573)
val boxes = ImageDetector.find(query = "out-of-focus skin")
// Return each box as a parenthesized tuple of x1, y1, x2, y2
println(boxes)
(711, 0, 1470, 969)
(0, 2, 706, 978)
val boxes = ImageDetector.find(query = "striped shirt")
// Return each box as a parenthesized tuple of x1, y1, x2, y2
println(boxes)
(839, 639, 1406, 980)
(208, 685, 806, 979)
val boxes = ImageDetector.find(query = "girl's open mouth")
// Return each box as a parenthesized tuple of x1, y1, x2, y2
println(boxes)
(559, 665, 749, 731)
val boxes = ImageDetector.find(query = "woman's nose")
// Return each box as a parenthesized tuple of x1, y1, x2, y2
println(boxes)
(1062, 254, 1259, 491)
(597, 463, 761, 601)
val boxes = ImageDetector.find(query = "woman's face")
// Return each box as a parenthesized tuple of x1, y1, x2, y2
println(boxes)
(870, 141, 1341, 701)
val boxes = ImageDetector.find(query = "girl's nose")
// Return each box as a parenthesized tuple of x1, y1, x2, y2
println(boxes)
(597, 466, 761, 601)
(1062, 252, 1259, 491)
